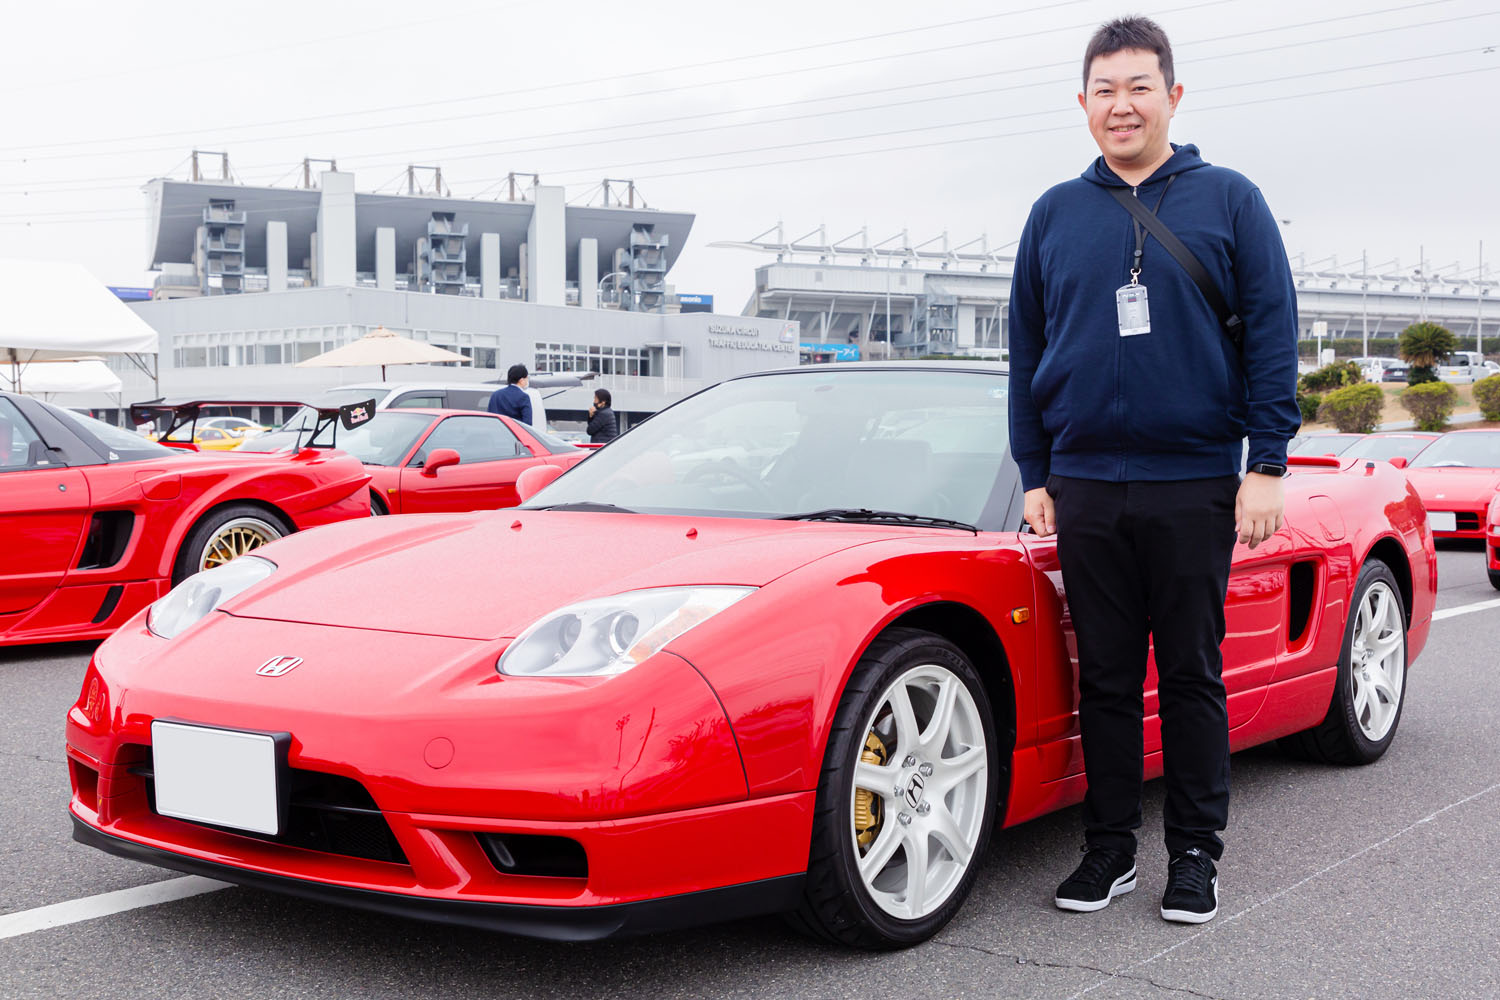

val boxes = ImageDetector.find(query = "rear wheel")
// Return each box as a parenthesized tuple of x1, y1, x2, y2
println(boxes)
(370, 490, 389, 516)
(791, 628, 998, 949)
(174, 505, 289, 584)
(1282, 560, 1407, 765)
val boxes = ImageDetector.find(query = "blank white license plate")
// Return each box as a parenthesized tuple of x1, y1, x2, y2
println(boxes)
(151, 721, 281, 835)
(1428, 511, 1457, 533)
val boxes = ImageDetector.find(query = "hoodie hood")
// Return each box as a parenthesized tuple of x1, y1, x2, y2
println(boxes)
(1082, 143, 1210, 187)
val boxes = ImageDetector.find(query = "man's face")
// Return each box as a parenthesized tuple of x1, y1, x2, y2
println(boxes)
(1078, 48, 1182, 176)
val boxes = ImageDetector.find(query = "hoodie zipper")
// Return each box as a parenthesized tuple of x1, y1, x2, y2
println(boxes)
(1114, 185, 1138, 480)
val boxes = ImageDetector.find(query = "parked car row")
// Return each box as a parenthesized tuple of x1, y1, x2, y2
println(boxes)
(1290, 428, 1500, 589)
(1344, 353, 1498, 385)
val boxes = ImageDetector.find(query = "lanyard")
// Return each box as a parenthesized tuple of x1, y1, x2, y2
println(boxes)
(1129, 173, 1176, 286)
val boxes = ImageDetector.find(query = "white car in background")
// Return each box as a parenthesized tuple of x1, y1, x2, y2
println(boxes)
(1437, 351, 1487, 384)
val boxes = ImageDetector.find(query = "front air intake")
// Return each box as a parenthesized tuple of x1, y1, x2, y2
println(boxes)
(477, 833, 587, 879)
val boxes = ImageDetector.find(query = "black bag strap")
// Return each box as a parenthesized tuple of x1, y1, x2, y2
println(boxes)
(1106, 184, 1244, 352)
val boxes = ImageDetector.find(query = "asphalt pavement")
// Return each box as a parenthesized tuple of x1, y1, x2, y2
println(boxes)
(3, 543, 1498, 1000)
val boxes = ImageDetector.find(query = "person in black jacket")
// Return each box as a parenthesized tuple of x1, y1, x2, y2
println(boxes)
(586, 389, 618, 444)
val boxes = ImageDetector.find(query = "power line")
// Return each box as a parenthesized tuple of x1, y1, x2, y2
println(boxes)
(0, 0, 1095, 156)
(2, 1, 1487, 198)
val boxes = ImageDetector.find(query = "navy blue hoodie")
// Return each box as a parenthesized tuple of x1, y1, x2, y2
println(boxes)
(1007, 144, 1300, 491)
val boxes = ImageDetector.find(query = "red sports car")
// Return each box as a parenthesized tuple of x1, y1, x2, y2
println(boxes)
(241, 408, 588, 515)
(66, 364, 1436, 948)
(1486, 493, 1500, 589)
(1402, 429, 1500, 539)
(1, 393, 370, 647)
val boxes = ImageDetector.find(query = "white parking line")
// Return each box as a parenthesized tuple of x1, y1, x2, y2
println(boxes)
(1432, 597, 1500, 622)
(0, 876, 229, 941)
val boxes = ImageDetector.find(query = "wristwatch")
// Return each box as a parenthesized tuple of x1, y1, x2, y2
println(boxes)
(1247, 462, 1287, 477)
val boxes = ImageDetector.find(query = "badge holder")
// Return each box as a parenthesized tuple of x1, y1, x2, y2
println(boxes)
(1116, 271, 1150, 337)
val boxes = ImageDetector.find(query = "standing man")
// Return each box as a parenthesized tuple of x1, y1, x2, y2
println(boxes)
(587, 388, 619, 444)
(488, 364, 533, 426)
(1007, 16, 1300, 925)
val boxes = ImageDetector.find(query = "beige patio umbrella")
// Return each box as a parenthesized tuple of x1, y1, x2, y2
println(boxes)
(294, 326, 471, 380)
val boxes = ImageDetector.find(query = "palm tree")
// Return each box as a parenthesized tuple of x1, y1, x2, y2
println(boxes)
(1398, 321, 1457, 385)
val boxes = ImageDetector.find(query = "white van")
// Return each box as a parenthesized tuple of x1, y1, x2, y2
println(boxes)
(1438, 351, 1486, 384)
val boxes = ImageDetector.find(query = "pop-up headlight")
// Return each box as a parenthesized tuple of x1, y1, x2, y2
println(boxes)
(147, 556, 276, 639)
(497, 587, 753, 677)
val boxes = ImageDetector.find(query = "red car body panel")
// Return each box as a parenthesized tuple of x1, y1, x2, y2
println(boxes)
(2, 439, 369, 647)
(356, 410, 586, 515)
(1403, 467, 1500, 540)
(1488, 498, 1500, 577)
(66, 445, 1435, 933)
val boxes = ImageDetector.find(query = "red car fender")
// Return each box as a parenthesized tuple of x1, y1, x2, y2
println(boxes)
(147, 453, 370, 580)
(665, 533, 1040, 800)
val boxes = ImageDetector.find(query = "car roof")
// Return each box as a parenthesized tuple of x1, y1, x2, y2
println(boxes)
(729, 360, 1009, 380)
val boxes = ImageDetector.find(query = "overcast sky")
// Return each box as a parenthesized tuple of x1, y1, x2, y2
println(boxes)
(1, 0, 1495, 310)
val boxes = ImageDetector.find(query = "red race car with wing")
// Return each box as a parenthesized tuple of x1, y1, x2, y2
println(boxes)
(239, 408, 588, 515)
(1, 393, 370, 647)
(1401, 429, 1500, 540)
(66, 364, 1436, 947)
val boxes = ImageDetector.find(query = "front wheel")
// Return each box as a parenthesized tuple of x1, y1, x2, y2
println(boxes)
(1489, 568, 1500, 592)
(1282, 560, 1407, 764)
(174, 505, 289, 584)
(791, 628, 998, 949)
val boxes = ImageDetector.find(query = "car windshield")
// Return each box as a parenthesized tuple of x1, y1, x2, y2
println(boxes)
(305, 411, 434, 465)
(525, 422, 585, 455)
(1340, 435, 1435, 462)
(1296, 435, 1359, 456)
(45, 404, 177, 461)
(524, 368, 1012, 527)
(1409, 432, 1500, 469)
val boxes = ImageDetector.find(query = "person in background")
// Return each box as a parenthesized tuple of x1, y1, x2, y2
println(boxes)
(587, 388, 619, 444)
(488, 364, 533, 425)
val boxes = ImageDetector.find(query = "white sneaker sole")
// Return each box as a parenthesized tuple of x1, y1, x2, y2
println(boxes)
(1055, 868, 1137, 912)
(1160, 877, 1219, 923)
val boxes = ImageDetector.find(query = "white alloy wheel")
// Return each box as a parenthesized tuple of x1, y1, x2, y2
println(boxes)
(849, 663, 989, 921)
(1348, 580, 1405, 742)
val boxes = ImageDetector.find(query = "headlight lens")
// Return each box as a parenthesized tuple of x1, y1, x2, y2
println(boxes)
(147, 556, 277, 639)
(498, 586, 754, 677)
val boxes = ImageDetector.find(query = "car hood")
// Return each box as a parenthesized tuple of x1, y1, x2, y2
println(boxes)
(223, 511, 914, 640)
(1404, 467, 1500, 502)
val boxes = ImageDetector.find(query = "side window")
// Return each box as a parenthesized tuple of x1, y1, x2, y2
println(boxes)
(0, 398, 49, 471)
(449, 389, 493, 412)
(411, 416, 523, 465)
(390, 393, 444, 409)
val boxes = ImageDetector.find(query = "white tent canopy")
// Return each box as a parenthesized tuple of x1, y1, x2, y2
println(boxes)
(1, 258, 159, 364)
(2, 358, 123, 395)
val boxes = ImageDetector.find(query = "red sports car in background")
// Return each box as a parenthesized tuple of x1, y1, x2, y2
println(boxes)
(1, 393, 370, 647)
(67, 364, 1436, 948)
(1338, 432, 1438, 466)
(242, 408, 587, 515)
(1486, 493, 1500, 589)
(1402, 429, 1500, 539)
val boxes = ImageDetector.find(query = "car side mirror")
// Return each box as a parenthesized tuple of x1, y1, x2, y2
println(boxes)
(421, 448, 461, 477)
(1388, 456, 1408, 469)
(516, 463, 568, 502)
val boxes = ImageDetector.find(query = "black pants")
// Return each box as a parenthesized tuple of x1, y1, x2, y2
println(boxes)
(1047, 474, 1239, 860)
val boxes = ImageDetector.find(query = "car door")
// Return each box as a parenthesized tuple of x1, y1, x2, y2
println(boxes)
(397, 415, 537, 513)
(0, 398, 92, 615)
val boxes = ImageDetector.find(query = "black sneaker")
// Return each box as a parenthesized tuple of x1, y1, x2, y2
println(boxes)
(1054, 846, 1136, 912)
(1160, 848, 1219, 923)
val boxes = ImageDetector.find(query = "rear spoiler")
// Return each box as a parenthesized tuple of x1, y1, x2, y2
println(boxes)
(130, 397, 376, 445)
(1287, 454, 1344, 469)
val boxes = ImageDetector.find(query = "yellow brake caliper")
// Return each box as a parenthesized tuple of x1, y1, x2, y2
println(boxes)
(854, 730, 888, 850)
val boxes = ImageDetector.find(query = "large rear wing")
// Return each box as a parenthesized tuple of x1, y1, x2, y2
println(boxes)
(129, 397, 375, 447)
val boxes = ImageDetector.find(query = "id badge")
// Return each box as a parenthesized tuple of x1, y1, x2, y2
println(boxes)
(1116, 283, 1151, 337)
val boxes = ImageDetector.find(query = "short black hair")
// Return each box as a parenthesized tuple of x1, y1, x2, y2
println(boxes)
(506, 363, 529, 385)
(594, 388, 612, 407)
(1083, 16, 1174, 90)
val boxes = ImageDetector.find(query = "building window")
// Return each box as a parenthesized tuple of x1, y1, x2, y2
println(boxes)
(534, 342, 650, 376)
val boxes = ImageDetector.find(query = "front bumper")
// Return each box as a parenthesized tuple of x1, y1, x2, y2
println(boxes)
(72, 817, 805, 940)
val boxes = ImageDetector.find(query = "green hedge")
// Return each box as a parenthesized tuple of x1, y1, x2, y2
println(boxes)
(1400, 381, 1459, 431)
(1298, 361, 1366, 394)
(1296, 392, 1323, 425)
(1317, 383, 1384, 433)
(1473, 374, 1500, 421)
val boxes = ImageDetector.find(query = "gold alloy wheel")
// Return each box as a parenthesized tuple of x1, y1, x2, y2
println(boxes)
(199, 517, 283, 571)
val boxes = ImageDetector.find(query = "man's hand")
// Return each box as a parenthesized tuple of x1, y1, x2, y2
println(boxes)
(1024, 487, 1056, 537)
(1236, 472, 1285, 549)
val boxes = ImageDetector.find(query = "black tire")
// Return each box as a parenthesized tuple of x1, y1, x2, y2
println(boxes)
(1281, 559, 1407, 765)
(1489, 568, 1500, 592)
(790, 627, 999, 949)
(173, 504, 291, 584)
(370, 490, 389, 516)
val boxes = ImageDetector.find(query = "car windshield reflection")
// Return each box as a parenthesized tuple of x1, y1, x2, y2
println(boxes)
(1409, 431, 1500, 469)
(523, 368, 1011, 527)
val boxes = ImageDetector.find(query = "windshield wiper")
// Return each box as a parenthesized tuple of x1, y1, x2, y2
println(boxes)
(528, 501, 638, 513)
(777, 508, 978, 533)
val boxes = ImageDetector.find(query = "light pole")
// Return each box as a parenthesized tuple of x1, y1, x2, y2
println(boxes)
(598, 271, 627, 308)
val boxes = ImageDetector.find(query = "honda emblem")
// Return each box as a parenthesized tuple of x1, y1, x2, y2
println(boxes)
(256, 655, 303, 677)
